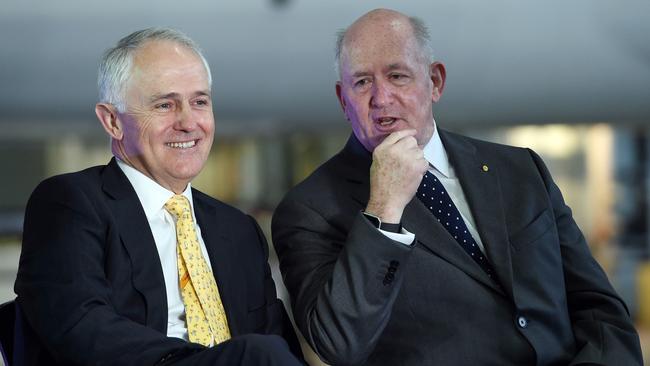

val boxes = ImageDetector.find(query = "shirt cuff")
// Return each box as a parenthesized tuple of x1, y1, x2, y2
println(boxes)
(378, 227, 415, 246)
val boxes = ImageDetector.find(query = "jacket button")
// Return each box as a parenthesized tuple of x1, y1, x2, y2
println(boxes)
(517, 316, 528, 328)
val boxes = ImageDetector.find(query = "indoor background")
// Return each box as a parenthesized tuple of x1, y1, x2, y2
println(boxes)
(1, 1, 649, 365)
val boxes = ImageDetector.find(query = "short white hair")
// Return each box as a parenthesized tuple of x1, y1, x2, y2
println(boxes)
(97, 27, 212, 112)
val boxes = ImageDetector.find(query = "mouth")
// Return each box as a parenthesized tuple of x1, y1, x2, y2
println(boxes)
(165, 140, 197, 149)
(376, 117, 397, 126)
(373, 116, 402, 132)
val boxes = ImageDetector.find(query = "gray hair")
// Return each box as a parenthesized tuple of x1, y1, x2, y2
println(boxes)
(334, 15, 434, 77)
(97, 27, 212, 112)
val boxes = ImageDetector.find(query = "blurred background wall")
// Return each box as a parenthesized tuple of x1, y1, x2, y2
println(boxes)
(1, 0, 649, 364)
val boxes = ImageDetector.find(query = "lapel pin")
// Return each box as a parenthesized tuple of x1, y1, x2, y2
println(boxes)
(482, 164, 489, 172)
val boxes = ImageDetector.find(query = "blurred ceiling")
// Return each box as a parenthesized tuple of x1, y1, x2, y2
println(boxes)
(1, 0, 649, 137)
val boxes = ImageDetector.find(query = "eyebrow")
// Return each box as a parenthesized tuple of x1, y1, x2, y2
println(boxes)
(148, 90, 211, 103)
(349, 63, 410, 78)
(351, 71, 372, 78)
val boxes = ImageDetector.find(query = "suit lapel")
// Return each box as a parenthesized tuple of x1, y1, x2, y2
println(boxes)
(402, 198, 503, 293)
(440, 130, 514, 298)
(101, 158, 168, 332)
(192, 194, 242, 336)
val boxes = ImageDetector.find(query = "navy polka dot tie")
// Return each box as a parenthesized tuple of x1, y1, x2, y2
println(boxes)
(417, 171, 496, 279)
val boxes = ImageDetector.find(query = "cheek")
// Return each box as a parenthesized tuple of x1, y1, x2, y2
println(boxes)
(350, 105, 371, 127)
(120, 122, 145, 153)
(196, 109, 215, 129)
(128, 114, 157, 145)
(201, 124, 215, 147)
(409, 91, 433, 117)
(346, 94, 367, 115)
(203, 118, 216, 135)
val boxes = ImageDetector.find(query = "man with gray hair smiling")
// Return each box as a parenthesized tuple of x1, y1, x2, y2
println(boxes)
(272, 8, 642, 365)
(15, 28, 303, 365)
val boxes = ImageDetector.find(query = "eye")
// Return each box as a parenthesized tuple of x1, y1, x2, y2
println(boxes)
(389, 73, 409, 82)
(354, 78, 371, 89)
(155, 102, 174, 111)
(194, 98, 210, 107)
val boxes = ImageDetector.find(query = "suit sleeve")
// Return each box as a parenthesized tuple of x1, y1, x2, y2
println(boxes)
(529, 149, 643, 365)
(15, 177, 199, 366)
(272, 199, 413, 365)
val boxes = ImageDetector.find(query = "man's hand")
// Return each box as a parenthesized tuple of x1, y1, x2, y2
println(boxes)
(365, 129, 429, 224)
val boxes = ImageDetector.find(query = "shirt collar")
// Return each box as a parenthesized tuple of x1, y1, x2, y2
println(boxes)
(422, 119, 451, 178)
(116, 158, 194, 221)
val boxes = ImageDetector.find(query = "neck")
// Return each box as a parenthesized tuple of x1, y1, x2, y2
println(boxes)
(112, 144, 189, 194)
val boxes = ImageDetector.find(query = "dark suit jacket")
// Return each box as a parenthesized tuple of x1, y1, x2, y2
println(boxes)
(15, 158, 302, 365)
(272, 130, 642, 365)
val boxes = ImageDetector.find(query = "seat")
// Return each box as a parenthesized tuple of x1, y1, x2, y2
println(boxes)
(0, 299, 15, 366)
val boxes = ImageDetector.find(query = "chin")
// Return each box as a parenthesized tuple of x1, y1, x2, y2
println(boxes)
(170, 161, 204, 180)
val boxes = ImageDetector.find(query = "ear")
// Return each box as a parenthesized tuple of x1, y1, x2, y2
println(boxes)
(335, 81, 349, 121)
(95, 103, 124, 140)
(429, 62, 446, 103)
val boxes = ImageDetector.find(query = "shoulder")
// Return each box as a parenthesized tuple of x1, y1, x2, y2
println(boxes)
(441, 129, 540, 172)
(192, 188, 242, 214)
(289, 148, 355, 196)
(191, 188, 255, 226)
(29, 164, 107, 202)
(442, 130, 553, 197)
(278, 155, 348, 216)
(273, 148, 365, 231)
(191, 189, 267, 253)
(24, 165, 112, 232)
(442, 129, 528, 155)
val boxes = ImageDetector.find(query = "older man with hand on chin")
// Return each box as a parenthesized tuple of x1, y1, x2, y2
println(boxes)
(272, 8, 642, 366)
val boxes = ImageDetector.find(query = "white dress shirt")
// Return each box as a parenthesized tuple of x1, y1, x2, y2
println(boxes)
(117, 159, 213, 341)
(379, 121, 487, 254)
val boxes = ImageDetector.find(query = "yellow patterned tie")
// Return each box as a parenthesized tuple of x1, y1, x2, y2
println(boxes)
(164, 194, 231, 346)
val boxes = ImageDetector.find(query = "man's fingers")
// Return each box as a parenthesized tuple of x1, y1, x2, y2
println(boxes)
(414, 147, 425, 161)
(417, 155, 429, 174)
(394, 135, 419, 150)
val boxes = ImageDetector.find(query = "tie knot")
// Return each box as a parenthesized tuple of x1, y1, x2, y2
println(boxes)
(164, 194, 191, 219)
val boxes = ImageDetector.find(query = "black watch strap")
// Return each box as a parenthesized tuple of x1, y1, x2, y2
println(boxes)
(362, 212, 402, 233)
(379, 222, 402, 233)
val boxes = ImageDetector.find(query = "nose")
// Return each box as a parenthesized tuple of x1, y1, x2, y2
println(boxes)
(174, 102, 196, 131)
(370, 79, 394, 108)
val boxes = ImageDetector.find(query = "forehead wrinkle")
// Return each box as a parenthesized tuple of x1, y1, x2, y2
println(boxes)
(341, 38, 419, 76)
(148, 92, 180, 103)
